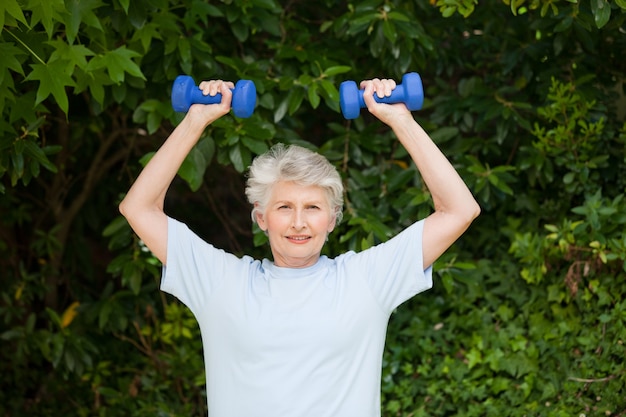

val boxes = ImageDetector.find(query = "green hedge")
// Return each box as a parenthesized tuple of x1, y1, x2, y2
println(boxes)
(1, 0, 625, 415)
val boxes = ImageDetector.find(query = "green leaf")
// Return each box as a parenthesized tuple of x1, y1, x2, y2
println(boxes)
(322, 66, 352, 77)
(387, 11, 410, 22)
(25, 61, 76, 114)
(0, 42, 25, 78)
(130, 22, 162, 53)
(382, 20, 397, 43)
(195, 2, 224, 18)
(118, 0, 130, 14)
(10, 151, 24, 183)
(65, 0, 105, 44)
(386, 169, 414, 193)
(287, 87, 305, 115)
(178, 147, 208, 191)
(0, 0, 28, 27)
(230, 20, 249, 42)
(308, 84, 321, 109)
(244, 120, 275, 141)
(274, 97, 288, 123)
(49, 333, 65, 368)
(177, 37, 192, 68)
(253, 226, 269, 247)
(23, 139, 57, 173)
(102, 216, 129, 238)
(47, 40, 94, 72)
(45, 307, 63, 328)
(360, 233, 375, 250)
(86, 71, 109, 105)
(466, 348, 482, 369)
(251, 0, 281, 10)
(320, 20, 333, 33)
(430, 126, 459, 144)
(196, 137, 216, 163)
(129, 267, 142, 295)
(241, 136, 268, 155)
(440, 271, 454, 293)
(27, 0, 66, 38)
(298, 74, 313, 86)
(319, 79, 339, 102)
(229, 144, 245, 172)
(554, 15, 573, 32)
(591, 0, 611, 28)
(86, 46, 146, 84)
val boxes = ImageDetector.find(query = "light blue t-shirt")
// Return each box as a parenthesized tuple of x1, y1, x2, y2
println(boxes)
(161, 216, 433, 417)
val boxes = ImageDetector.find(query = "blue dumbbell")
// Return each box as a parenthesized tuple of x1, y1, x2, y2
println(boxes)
(339, 72, 424, 119)
(171, 75, 256, 118)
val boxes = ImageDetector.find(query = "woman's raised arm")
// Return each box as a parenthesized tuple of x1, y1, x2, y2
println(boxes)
(361, 78, 481, 268)
(119, 80, 234, 264)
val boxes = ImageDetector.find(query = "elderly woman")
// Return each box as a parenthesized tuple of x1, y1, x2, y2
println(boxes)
(120, 78, 480, 417)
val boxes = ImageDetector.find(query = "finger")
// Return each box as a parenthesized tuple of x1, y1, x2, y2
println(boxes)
(218, 81, 233, 105)
(361, 78, 385, 98)
(359, 79, 380, 93)
(382, 79, 396, 97)
(198, 80, 213, 96)
(208, 80, 223, 97)
(218, 81, 235, 95)
(371, 78, 387, 98)
(197, 80, 224, 96)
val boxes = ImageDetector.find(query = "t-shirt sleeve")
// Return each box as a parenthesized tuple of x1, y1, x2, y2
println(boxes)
(349, 219, 433, 313)
(160, 216, 244, 314)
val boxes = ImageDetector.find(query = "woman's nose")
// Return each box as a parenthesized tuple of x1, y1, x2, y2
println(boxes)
(292, 210, 307, 229)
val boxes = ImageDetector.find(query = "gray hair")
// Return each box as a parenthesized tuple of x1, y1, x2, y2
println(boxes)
(245, 143, 344, 225)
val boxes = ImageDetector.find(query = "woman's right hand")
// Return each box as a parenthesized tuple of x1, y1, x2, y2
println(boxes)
(360, 78, 414, 129)
(185, 79, 235, 127)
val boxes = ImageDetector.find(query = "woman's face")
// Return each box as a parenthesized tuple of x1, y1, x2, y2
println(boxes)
(255, 181, 336, 268)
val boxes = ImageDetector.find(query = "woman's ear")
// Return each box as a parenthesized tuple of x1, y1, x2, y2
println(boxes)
(327, 210, 338, 233)
(254, 203, 266, 231)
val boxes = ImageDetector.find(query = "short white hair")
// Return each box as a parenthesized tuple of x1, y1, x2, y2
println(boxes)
(245, 144, 344, 225)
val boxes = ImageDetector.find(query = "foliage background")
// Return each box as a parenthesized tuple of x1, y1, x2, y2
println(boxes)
(1, 0, 625, 415)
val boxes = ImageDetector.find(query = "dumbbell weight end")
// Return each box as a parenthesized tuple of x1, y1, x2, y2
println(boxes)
(231, 80, 256, 118)
(339, 81, 362, 120)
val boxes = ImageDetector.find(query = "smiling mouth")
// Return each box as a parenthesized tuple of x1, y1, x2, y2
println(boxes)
(287, 235, 311, 241)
